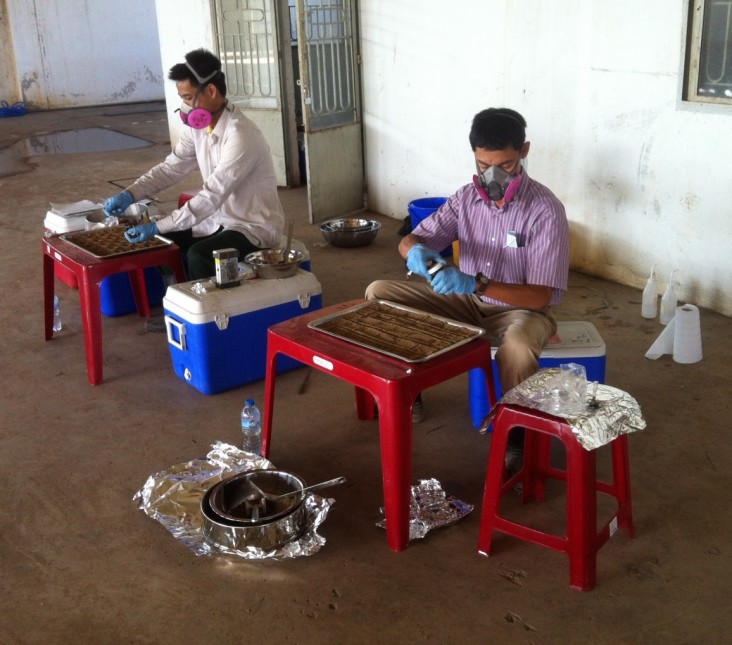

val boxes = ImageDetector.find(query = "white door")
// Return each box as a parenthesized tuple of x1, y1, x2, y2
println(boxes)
(213, 0, 297, 187)
(296, 0, 364, 222)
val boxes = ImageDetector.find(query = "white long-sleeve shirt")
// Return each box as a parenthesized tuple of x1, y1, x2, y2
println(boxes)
(127, 104, 284, 247)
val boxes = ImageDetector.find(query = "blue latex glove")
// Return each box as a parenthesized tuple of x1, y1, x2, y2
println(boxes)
(406, 244, 445, 279)
(103, 190, 134, 216)
(430, 266, 476, 295)
(125, 222, 159, 243)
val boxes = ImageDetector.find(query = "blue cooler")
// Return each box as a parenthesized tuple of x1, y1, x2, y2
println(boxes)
(468, 321, 606, 429)
(163, 270, 322, 395)
(100, 269, 166, 317)
(408, 197, 451, 257)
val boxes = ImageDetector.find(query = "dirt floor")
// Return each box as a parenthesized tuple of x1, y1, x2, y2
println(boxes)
(0, 103, 730, 644)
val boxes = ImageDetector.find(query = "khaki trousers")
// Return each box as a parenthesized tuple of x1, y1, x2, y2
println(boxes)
(365, 280, 557, 393)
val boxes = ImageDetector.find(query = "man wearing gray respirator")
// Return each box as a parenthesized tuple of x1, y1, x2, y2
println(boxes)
(365, 108, 569, 479)
(103, 48, 284, 287)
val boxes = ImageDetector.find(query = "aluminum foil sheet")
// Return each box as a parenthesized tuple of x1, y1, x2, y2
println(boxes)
(376, 478, 474, 540)
(485, 368, 646, 450)
(133, 441, 333, 560)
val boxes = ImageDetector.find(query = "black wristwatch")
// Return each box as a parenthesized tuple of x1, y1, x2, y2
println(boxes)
(475, 272, 491, 295)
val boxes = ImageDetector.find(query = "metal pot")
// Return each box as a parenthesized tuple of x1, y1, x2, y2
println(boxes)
(244, 249, 304, 279)
(320, 218, 381, 248)
(201, 470, 309, 552)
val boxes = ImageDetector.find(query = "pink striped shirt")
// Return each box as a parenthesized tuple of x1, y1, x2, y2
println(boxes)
(413, 172, 570, 306)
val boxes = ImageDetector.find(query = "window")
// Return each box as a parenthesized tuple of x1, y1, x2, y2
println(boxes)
(686, 0, 732, 104)
(213, 0, 279, 109)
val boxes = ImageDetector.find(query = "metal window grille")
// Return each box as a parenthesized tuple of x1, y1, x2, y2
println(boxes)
(303, 0, 358, 130)
(686, 0, 732, 104)
(213, 0, 280, 108)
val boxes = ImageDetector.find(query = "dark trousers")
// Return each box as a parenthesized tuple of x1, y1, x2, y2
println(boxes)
(163, 228, 260, 280)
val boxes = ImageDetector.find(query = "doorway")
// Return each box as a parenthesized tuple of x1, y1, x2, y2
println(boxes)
(212, 0, 364, 224)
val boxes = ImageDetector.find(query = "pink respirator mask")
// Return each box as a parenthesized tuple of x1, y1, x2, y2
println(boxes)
(177, 100, 213, 129)
(175, 62, 220, 129)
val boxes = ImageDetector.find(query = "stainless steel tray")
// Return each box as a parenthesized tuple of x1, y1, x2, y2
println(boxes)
(60, 227, 172, 259)
(308, 300, 484, 363)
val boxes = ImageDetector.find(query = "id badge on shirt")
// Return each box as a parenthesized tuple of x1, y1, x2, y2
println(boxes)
(505, 231, 524, 248)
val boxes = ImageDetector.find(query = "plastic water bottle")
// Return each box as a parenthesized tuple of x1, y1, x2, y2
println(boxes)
(641, 265, 658, 319)
(660, 269, 678, 326)
(53, 295, 63, 332)
(241, 399, 262, 455)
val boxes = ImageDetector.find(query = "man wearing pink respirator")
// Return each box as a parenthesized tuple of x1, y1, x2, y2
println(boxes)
(104, 48, 284, 281)
(366, 108, 569, 477)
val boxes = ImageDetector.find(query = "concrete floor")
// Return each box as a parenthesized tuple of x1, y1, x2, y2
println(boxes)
(1, 103, 730, 644)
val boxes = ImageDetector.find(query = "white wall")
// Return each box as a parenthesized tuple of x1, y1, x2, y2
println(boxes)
(5, 0, 164, 108)
(359, 0, 732, 316)
(153, 0, 217, 149)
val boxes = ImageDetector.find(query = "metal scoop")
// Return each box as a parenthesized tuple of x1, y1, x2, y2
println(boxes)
(279, 218, 294, 264)
(252, 476, 347, 503)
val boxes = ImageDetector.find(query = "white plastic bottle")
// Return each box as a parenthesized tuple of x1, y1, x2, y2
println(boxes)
(660, 270, 678, 325)
(241, 398, 262, 455)
(53, 295, 63, 332)
(641, 265, 658, 319)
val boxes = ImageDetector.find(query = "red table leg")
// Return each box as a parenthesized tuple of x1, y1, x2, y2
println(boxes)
(376, 384, 415, 551)
(77, 268, 105, 385)
(261, 342, 280, 459)
(43, 252, 56, 340)
(129, 267, 152, 318)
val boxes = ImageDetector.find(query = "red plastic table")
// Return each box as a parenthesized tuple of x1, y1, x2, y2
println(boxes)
(43, 233, 186, 385)
(262, 299, 496, 552)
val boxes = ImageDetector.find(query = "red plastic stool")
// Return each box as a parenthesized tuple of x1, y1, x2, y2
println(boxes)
(477, 403, 634, 591)
(178, 191, 199, 208)
(262, 299, 496, 552)
(43, 234, 186, 385)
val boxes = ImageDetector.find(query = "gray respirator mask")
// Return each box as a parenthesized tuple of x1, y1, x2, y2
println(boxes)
(478, 165, 514, 200)
(473, 162, 523, 204)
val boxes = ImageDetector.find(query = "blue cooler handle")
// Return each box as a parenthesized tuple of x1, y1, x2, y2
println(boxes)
(165, 316, 187, 351)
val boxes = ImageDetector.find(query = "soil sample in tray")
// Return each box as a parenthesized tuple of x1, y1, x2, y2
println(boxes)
(61, 227, 170, 258)
(309, 300, 484, 362)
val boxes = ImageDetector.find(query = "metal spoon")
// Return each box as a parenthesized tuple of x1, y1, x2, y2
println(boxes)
(256, 476, 347, 503)
(280, 218, 294, 264)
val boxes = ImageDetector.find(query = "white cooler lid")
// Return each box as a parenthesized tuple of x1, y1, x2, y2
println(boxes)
(490, 320, 606, 359)
(163, 269, 322, 324)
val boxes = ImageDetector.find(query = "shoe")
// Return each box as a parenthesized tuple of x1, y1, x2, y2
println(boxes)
(144, 316, 166, 333)
(411, 396, 425, 424)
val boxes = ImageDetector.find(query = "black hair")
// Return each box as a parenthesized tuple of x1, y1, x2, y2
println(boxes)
(469, 108, 527, 151)
(168, 48, 227, 96)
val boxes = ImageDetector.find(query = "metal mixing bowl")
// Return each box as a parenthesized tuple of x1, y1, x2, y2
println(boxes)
(320, 218, 381, 248)
(244, 249, 304, 279)
(201, 470, 309, 552)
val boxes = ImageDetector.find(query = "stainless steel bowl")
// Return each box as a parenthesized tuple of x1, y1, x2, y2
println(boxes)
(244, 249, 304, 279)
(84, 210, 107, 230)
(327, 217, 372, 232)
(123, 202, 149, 219)
(209, 469, 306, 524)
(320, 218, 381, 248)
(201, 488, 307, 552)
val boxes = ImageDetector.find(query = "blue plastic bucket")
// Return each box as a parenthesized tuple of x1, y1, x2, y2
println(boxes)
(407, 197, 451, 256)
